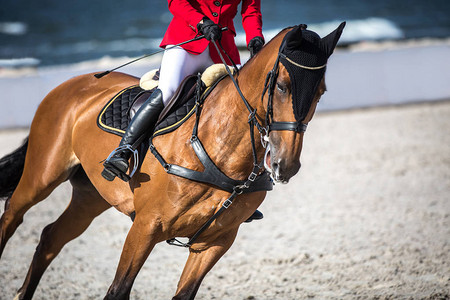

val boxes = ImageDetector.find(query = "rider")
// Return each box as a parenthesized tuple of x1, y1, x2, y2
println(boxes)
(102, 0, 265, 222)
(102, 0, 265, 182)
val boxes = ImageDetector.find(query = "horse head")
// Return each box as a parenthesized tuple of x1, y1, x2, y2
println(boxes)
(262, 22, 345, 183)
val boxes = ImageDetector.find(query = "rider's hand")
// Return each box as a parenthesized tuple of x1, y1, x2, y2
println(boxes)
(248, 36, 264, 57)
(197, 18, 222, 42)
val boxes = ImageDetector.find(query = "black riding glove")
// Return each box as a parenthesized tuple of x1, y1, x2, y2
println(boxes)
(197, 18, 222, 42)
(248, 36, 264, 57)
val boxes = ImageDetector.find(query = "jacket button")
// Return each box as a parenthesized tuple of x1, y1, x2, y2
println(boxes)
(214, 1, 221, 6)
(212, 12, 218, 17)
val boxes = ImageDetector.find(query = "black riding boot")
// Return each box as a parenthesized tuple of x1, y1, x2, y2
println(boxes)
(245, 209, 264, 222)
(102, 89, 164, 182)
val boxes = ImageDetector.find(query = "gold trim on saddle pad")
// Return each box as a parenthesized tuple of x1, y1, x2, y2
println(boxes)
(97, 85, 139, 135)
(152, 103, 198, 137)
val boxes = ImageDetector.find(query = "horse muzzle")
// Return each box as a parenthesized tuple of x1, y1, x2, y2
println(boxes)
(264, 143, 301, 184)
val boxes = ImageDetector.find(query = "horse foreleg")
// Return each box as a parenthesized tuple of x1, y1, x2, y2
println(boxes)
(13, 185, 110, 300)
(172, 229, 238, 300)
(104, 217, 162, 300)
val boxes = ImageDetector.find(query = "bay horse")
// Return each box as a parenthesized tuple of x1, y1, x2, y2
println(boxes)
(0, 23, 345, 300)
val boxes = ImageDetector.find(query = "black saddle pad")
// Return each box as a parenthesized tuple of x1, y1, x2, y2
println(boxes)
(97, 76, 199, 137)
(152, 95, 197, 138)
(97, 85, 150, 136)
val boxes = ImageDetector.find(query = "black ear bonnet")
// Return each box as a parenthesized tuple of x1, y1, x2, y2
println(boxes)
(279, 22, 345, 122)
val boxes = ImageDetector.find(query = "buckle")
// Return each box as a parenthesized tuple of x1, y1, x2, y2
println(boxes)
(248, 171, 258, 182)
(222, 199, 233, 209)
(233, 184, 247, 195)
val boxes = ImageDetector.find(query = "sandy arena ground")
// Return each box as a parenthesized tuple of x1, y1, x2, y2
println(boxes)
(0, 101, 449, 299)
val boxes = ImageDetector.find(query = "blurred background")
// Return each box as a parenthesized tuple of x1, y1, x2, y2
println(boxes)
(1, 0, 449, 66)
(0, 0, 449, 127)
(0, 2, 449, 299)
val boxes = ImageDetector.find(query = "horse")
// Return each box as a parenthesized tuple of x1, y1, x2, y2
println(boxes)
(0, 22, 345, 300)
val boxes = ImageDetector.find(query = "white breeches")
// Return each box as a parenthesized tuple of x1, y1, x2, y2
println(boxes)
(158, 45, 214, 106)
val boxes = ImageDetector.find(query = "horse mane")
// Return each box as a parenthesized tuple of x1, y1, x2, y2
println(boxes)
(240, 27, 293, 69)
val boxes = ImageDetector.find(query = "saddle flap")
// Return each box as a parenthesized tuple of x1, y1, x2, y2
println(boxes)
(157, 75, 199, 122)
(128, 75, 198, 121)
(128, 90, 154, 120)
(97, 85, 144, 136)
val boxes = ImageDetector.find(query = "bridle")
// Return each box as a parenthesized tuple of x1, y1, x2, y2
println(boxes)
(262, 40, 326, 135)
(213, 39, 319, 139)
(166, 21, 344, 247)
(165, 37, 325, 248)
(211, 34, 327, 152)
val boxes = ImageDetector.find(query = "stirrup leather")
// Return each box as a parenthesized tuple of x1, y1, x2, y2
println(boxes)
(105, 145, 140, 179)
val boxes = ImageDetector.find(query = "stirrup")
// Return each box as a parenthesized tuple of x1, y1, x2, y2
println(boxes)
(105, 145, 140, 179)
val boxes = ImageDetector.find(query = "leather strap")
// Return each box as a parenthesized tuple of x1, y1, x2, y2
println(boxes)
(269, 121, 308, 133)
(150, 137, 273, 194)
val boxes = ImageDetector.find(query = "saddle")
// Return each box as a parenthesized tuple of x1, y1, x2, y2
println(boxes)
(97, 75, 199, 137)
(97, 64, 233, 136)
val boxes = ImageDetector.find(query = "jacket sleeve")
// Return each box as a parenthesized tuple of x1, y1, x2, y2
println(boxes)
(167, 0, 205, 32)
(241, 0, 264, 46)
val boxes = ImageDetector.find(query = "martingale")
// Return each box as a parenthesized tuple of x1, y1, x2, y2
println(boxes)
(149, 74, 273, 195)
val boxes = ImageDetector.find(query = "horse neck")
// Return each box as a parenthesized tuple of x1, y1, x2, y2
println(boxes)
(209, 38, 283, 126)
(197, 39, 283, 176)
(227, 31, 286, 118)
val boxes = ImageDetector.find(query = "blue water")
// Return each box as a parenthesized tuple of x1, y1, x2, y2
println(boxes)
(1, 0, 449, 67)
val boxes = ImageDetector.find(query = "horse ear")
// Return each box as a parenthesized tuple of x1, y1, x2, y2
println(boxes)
(285, 26, 303, 50)
(320, 21, 346, 57)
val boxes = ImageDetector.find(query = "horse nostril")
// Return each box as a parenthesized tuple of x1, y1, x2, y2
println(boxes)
(272, 162, 279, 172)
(272, 161, 280, 175)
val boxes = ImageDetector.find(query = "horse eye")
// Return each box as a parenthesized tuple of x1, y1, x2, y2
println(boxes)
(276, 83, 287, 94)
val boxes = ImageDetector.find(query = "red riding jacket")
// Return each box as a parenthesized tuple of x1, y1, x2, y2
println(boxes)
(160, 0, 263, 65)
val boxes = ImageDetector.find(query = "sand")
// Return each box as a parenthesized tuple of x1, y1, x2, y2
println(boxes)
(0, 100, 449, 300)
